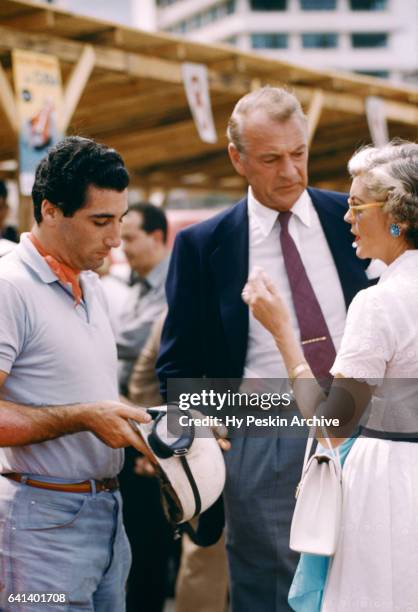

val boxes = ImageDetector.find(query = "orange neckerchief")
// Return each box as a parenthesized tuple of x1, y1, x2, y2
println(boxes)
(29, 233, 82, 305)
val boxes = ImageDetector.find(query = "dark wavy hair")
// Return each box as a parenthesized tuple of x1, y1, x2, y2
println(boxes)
(32, 136, 129, 224)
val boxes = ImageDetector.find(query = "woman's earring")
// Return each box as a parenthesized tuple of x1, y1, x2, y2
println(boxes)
(390, 223, 401, 237)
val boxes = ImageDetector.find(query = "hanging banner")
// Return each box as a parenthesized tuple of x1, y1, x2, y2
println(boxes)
(13, 50, 64, 196)
(182, 62, 217, 144)
(365, 96, 389, 147)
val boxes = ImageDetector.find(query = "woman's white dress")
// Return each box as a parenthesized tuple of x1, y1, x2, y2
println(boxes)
(322, 250, 418, 612)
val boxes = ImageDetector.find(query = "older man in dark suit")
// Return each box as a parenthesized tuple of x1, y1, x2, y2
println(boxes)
(157, 87, 375, 611)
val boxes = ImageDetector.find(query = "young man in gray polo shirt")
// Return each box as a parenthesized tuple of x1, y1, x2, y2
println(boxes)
(0, 137, 151, 611)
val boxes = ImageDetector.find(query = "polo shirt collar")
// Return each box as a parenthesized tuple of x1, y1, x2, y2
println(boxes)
(18, 232, 98, 289)
(18, 232, 59, 285)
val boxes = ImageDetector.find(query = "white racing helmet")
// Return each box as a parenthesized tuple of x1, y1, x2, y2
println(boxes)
(133, 405, 226, 525)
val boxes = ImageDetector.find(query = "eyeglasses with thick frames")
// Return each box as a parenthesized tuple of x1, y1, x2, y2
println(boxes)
(348, 201, 384, 220)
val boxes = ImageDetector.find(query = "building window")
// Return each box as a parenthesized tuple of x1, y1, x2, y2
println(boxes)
(223, 36, 238, 45)
(355, 69, 389, 78)
(351, 33, 388, 48)
(350, 0, 387, 9)
(226, 0, 235, 14)
(251, 33, 288, 48)
(302, 33, 338, 48)
(250, 0, 287, 10)
(169, 20, 187, 33)
(166, 0, 235, 33)
(157, 0, 180, 6)
(300, 0, 336, 9)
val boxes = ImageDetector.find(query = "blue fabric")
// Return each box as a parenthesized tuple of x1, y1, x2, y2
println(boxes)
(0, 476, 131, 611)
(288, 436, 357, 611)
(224, 431, 307, 611)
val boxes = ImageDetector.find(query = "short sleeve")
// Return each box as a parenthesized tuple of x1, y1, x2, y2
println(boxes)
(0, 279, 27, 373)
(330, 288, 393, 383)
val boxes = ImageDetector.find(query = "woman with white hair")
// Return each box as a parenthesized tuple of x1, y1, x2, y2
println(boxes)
(242, 140, 418, 610)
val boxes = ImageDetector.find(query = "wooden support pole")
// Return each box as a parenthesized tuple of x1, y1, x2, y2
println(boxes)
(0, 60, 18, 134)
(61, 44, 96, 133)
(2, 9, 55, 32)
(306, 89, 324, 146)
(17, 194, 33, 234)
(0, 27, 416, 127)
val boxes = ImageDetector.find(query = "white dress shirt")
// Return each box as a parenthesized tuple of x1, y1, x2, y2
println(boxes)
(243, 187, 347, 380)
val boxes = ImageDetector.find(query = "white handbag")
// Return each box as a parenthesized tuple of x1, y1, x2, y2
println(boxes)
(289, 429, 342, 556)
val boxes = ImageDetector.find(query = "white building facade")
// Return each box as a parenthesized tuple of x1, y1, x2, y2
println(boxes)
(44, 0, 157, 32)
(43, 0, 417, 83)
(157, 0, 418, 83)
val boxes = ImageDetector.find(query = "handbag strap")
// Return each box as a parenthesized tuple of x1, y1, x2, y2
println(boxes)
(300, 424, 341, 480)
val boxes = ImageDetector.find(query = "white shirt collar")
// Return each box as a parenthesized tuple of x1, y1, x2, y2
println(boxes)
(247, 186, 312, 237)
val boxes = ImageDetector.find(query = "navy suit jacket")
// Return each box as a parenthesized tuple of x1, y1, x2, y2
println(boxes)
(157, 188, 372, 397)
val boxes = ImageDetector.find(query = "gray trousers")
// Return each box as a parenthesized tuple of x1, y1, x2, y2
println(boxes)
(224, 431, 306, 612)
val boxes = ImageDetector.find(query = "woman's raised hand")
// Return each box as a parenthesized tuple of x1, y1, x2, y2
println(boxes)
(241, 267, 291, 341)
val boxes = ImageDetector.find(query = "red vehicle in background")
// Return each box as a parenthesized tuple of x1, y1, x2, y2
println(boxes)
(165, 207, 225, 248)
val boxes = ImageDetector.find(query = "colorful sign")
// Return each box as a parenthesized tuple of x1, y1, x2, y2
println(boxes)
(12, 50, 64, 195)
(366, 96, 389, 147)
(182, 62, 217, 144)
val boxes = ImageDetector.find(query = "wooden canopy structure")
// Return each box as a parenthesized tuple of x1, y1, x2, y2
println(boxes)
(0, 0, 417, 199)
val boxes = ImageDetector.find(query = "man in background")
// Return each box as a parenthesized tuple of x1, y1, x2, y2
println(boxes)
(0, 180, 18, 243)
(116, 202, 169, 396)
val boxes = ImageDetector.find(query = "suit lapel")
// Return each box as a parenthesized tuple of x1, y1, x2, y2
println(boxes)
(210, 198, 249, 375)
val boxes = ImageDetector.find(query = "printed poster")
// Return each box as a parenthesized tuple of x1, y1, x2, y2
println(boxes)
(12, 49, 64, 195)
(182, 62, 217, 144)
(366, 96, 389, 147)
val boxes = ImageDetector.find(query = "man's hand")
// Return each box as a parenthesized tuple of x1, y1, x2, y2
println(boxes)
(80, 401, 155, 460)
(0, 389, 155, 458)
(211, 422, 231, 451)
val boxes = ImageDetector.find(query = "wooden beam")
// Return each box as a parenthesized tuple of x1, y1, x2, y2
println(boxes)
(383, 100, 418, 130)
(296, 85, 418, 127)
(142, 150, 231, 179)
(0, 25, 186, 84)
(0, 25, 416, 129)
(306, 89, 324, 146)
(61, 44, 95, 132)
(2, 8, 55, 31)
(18, 194, 33, 233)
(109, 113, 230, 168)
(0, 59, 18, 133)
(133, 173, 243, 194)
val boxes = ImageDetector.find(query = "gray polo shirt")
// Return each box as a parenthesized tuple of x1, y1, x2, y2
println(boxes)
(0, 234, 123, 479)
(116, 257, 169, 395)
